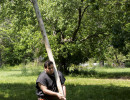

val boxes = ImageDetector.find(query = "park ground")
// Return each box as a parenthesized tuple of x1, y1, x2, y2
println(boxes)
(0, 65, 130, 100)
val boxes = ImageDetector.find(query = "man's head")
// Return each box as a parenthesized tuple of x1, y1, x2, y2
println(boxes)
(44, 60, 54, 75)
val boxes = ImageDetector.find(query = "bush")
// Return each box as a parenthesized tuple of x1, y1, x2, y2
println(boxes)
(125, 62, 130, 68)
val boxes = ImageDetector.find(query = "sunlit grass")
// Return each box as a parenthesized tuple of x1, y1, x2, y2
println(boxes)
(95, 67, 130, 73)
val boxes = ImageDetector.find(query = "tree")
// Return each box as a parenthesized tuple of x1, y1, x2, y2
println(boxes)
(0, 0, 44, 65)
(0, 0, 129, 72)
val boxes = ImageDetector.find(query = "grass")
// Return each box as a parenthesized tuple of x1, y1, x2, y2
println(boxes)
(70, 67, 130, 79)
(0, 66, 130, 100)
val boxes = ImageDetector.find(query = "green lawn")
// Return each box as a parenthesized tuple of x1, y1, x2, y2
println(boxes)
(0, 67, 130, 100)
(70, 67, 130, 79)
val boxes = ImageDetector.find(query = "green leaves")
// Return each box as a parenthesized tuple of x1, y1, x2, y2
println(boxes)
(0, 0, 129, 71)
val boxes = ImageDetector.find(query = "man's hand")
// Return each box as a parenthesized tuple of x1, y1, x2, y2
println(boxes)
(56, 93, 66, 100)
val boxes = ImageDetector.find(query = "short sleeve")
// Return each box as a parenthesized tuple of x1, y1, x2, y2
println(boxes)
(58, 71, 66, 85)
(36, 73, 48, 87)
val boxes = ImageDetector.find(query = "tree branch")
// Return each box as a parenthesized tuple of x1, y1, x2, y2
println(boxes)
(72, 4, 89, 41)
(72, 7, 82, 41)
(81, 5, 89, 18)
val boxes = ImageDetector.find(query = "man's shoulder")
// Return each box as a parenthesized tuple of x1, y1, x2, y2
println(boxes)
(57, 70, 61, 74)
(38, 71, 47, 78)
(57, 71, 64, 76)
(39, 71, 46, 75)
(57, 70, 62, 73)
(36, 71, 48, 82)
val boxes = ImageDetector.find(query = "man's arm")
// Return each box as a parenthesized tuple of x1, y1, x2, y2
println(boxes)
(38, 83, 65, 100)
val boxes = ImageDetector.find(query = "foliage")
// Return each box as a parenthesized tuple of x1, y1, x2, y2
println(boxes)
(125, 62, 130, 68)
(0, 0, 129, 73)
(0, 0, 45, 65)
(105, 46, 127, 67)
(37, 0, 130, 72)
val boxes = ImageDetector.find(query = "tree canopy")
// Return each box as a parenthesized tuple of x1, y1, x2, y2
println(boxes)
(0, 0, 129, 72)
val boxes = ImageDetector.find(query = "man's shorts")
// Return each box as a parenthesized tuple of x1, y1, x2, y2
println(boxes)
(38, 96, 59, 100)
(38, 98, 46, 100)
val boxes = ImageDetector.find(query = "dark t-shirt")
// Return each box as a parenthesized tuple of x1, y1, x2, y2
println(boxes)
(36, 71, 65, 98)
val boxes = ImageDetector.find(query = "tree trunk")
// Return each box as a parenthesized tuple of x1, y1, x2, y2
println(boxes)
(99, 60, 104, 67)
(58, 58, 69, 74)
(115, 53, 120, 66)
(32, 0, 63, 95)
(63, 64, 69, 74)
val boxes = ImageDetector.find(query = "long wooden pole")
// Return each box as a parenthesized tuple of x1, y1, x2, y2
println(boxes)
(32, 0, 63, 95)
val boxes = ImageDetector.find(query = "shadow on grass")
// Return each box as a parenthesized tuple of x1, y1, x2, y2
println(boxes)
(67, 84, 130, 100)
(70, 70, 130, 79)
(0, 83, 37, 100)
(0, 83, 130, 100)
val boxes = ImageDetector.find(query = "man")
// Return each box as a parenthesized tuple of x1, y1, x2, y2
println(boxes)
(36, 60, 66, 100)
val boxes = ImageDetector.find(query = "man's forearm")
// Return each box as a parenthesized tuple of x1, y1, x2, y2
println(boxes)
(39, 83, 66, 99)
(43, 88, 58, 96)
(39, 83, 58, 96)
(40, 85, 65, 100)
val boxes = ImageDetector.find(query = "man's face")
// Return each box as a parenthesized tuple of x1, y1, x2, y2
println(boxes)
(45, 64, 54, 75)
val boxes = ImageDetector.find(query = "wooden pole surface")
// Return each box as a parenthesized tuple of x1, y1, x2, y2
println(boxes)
(32, 0, 63, 95)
